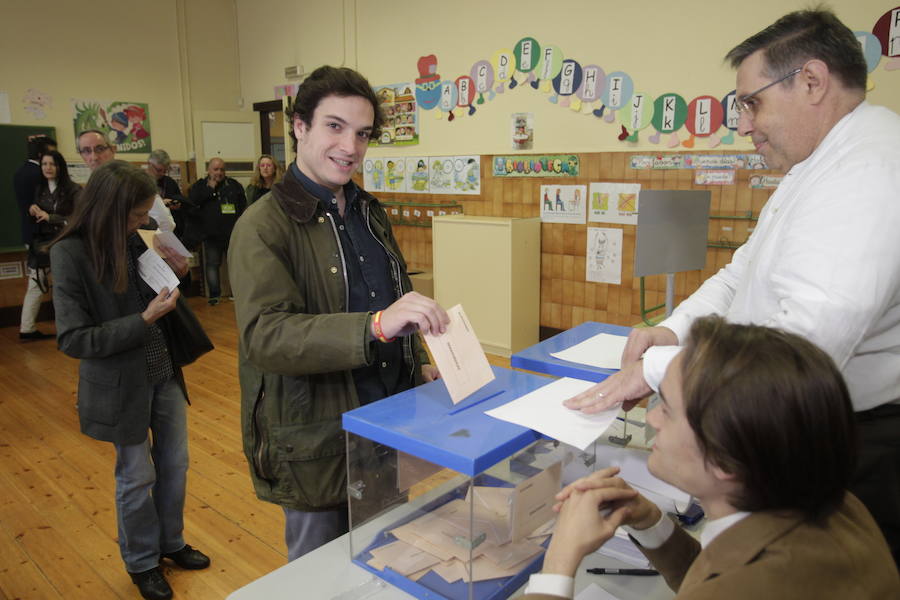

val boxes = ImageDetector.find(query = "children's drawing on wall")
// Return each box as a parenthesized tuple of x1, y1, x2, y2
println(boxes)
(430, 157, 454, 193)
(588, 182, 640, 225)
(540, 184, 586, 224)
(406, 157, 429, 192)
(72, 99, 152, 153)
(371, 83, 419, 146)
(385, 158, 406, 191)
(22, 88, 52, 120)
(452, 156, 481, 194)
(363, 158, 386, 192)
(511, 112, 533, 150)
(586, 227, 623, 285)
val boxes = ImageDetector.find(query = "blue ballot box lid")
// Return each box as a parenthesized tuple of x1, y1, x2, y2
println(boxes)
(342, 366, 553, 476)
(510, 321, 632, 382)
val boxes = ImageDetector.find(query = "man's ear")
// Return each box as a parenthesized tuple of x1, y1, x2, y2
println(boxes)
(292, 115, 308, 143)
(799, 59, 830, 105)
(711, 464, 738, 483)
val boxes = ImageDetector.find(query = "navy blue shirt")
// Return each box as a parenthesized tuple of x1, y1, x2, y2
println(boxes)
(290, 163, 405, 404)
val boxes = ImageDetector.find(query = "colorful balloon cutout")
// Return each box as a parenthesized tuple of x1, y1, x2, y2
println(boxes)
(414, 55, 441, 110)
(872, 7, 900, 70)
(618, 93, 654, 142)
(596, 71, 633, 122)
(533, 44, 564, 92)
(492, 50, 514, 93)
(438, 80, 458, 121)
(650, 93, 688, 146)
(683, 95, 724, 148)
(720, 90, 739, 145)
(854, 31, 882, 72)
(470, 60, 495, 104)
(551, 59, 582, 107)
(511, 37, 540, 89)
(575, 65, 606, 113)
(456, 75, 477, 116)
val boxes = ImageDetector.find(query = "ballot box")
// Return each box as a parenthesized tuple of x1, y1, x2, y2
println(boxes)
(342, 366, 566, 600)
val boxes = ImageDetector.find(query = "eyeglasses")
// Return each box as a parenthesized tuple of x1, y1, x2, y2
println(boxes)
(78, 144, 112, 156)
(734, 67, 803, 116)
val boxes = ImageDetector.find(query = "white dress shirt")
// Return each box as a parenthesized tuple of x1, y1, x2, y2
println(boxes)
(646, 102, 900, 411)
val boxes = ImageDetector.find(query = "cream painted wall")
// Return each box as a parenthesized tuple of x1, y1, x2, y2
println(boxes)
(235, 0, 900, 157)
(0, 0, 241, 165)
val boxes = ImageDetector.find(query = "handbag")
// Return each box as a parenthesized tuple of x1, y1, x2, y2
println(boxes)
(158, 297, 214, 367)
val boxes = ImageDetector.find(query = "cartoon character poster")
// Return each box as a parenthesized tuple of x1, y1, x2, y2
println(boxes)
(450, 155, 480, 195)
(72, 99, 152, 154)
(371, 83, 419, 146)
(511, 112, 533, 150)
(540, 184, 587, 224)
(405, 156, 430, 193)
(429, 157, 454, 193)
(589, 182, 641, 225)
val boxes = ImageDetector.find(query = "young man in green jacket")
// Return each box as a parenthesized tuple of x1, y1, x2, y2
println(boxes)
(228, 66, 449, 561)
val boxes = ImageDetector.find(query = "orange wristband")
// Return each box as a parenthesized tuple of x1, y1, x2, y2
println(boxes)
(372, 310, 396, 343)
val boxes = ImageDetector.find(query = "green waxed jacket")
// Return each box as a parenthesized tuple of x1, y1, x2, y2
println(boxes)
(228, 171, 427, 512)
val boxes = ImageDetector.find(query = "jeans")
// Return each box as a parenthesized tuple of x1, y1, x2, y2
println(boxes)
(114, 377, 189, 573)
(283, 506, 349, 561)
(203, 238, 228, 299)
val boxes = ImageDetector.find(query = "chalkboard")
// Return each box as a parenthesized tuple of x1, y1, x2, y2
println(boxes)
(0, 124, 57, 251)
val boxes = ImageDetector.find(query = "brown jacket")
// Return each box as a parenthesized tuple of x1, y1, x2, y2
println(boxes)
(522, 493, 899, 599)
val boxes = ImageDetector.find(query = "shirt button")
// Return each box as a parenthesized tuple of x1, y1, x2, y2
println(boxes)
(370, 291, 376, 298)
(381, 362, 388, 368)
(339, 225, 345, 230)
(317, 216, 325, 223)
(330, 266, 338, 274)
(359, 256, 365, 262)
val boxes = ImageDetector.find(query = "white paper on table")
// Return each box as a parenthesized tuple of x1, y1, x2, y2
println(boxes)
(550, 333, 628, 370)
(576, 582, 624, 600)
(137, 228, 192, 258)
(423, 304, 495, 404)
(575, 583, 619, 600)
(484, 378, 619, 451)
(137, 249, 181, 294)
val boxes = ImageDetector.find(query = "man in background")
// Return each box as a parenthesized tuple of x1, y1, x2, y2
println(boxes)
(188, 157, 245, 305)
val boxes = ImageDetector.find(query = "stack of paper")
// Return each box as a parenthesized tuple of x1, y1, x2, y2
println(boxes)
(550, 333, 629, 369)
(484, 378, 621, 451)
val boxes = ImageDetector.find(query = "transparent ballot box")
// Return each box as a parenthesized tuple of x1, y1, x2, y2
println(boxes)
(342, 366, 565, 600)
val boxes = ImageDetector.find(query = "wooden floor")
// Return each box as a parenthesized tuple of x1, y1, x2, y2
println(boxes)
(0, 297, 510, 600)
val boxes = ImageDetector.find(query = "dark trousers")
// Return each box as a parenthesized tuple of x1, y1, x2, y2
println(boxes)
(851, 402, 900, 569)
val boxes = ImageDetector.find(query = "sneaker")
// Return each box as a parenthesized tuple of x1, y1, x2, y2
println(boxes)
(208, 297, 220, 306)
(19, 330, 54, 341)
(129, 567, 173, 600)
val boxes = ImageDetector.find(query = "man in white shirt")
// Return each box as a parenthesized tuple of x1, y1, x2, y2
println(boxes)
(523, 317, 898, 599)
(565, 8, 900, 565)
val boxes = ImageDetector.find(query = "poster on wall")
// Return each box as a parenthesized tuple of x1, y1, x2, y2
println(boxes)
(540, 184, 586, 224)
(511, 112, 534, 150)
(371, 83, 419, 146)
(363, 158, 386, 192)
(405, 156, 430, 193)
(586, 227, 623, 285)
(445, 155, 480, 194)
(72, 99, 152, 154)
(589, 182, 641, 225)
(493, 154, 579, 177)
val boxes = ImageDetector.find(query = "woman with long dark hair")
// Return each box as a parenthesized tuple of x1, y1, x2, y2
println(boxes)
(19, 150, 80, 340)
(50, 161, 210, 600)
